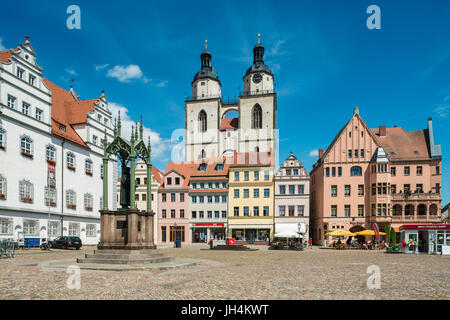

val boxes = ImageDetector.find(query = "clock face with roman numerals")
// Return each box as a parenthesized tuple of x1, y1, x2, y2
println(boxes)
(252, 73, 262, 83)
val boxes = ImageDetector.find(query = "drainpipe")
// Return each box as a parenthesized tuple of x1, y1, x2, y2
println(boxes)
(61, 139, 65, 236)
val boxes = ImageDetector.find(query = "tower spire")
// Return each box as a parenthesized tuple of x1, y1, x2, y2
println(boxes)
(258, 33, 260, 44)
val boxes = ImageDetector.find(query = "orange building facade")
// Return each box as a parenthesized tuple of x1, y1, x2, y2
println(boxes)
(310, 107, 442, 245)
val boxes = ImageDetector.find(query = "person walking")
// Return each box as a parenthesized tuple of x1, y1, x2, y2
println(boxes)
(308, 238, 313, 249)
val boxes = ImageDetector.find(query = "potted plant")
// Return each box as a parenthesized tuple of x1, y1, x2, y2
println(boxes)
(21, 151, 33, 158)
(67, 165, 76, 171)
(0, 193, 6, 199)
(47, 159, 56, 165)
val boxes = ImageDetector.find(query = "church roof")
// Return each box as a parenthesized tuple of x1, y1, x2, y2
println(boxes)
(219, 118, 238, 130)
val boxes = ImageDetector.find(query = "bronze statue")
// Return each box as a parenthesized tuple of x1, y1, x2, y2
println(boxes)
(120, 166, 131, 208)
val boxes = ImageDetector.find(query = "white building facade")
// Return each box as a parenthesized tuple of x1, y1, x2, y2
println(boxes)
(185, 36, 277, 163)
(0, 37, 117, 245)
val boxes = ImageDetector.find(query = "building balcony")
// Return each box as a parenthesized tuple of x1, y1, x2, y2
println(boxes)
(240, 89, 275, 97)
(390, 215, 441, 223)
(391, 192, 441, 202)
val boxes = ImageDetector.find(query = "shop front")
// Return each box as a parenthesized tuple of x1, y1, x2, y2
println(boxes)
(191, 223, 226, 243)
(230, 228, 271, 244)
(400, 224, 450, 254)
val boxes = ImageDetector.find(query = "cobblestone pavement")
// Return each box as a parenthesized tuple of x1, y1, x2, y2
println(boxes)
(0, 245, 449, 299)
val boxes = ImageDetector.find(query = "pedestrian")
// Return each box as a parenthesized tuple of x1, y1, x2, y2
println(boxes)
(308, 237, 313, 249)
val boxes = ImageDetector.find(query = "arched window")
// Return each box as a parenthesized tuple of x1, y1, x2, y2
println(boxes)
(198, 110, 207, 132)
(20, 135, 33, 155)
(0, 175, 7, 199)
(19, 180, 33, 203)
(66, 189, 77, 209)
(350, 166, 362, 176)
(67, 152, 75, 169)
(251, 104, 262, 129)
(46, 145, 56, 162)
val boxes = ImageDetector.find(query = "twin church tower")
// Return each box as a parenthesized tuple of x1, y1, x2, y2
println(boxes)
(185, 35, 277, 162)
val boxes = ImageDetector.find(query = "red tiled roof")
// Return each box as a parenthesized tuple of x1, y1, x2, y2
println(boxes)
(370, 127, 431, 161)
(43, 78, 98, 148)
(0, 50, 13, 63)
(152, 166, 164, 185)
(220, 118, 238, 130)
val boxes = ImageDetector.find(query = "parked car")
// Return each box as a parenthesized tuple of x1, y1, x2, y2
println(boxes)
(50, 236, 82, 250)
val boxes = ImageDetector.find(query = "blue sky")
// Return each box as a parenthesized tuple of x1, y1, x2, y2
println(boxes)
(1, 0, 449, 205)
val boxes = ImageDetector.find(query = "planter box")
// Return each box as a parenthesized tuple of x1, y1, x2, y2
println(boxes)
(67, 165, 76, 171)
(85, 171, 93, 176)
(22, 197, 33, 202)
(47, 159, 56, 165)
(67, 204, 76, 209)
(21, 151, 33, 158)
(85, 206, 93, 211)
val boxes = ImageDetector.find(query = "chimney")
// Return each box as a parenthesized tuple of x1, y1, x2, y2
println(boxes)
(379, 125, 387, 137)
(318, 149, 324, 159)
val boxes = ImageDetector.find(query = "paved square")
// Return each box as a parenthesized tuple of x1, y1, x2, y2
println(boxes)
(0, 245, 449, 299)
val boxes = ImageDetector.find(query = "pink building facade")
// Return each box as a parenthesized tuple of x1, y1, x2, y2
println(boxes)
(157, 163, 195, 245)
(310, 107, 442, 245)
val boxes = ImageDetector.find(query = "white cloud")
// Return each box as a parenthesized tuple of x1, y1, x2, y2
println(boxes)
(65, 67, 77, 76)
(0, 37, 6, 51)
(435, 95, 450, 118)
(156, 80, 168, 88)
(94, 64, 109, 71)
(106, 64, 143, 83)
(271, 39, 286, 56)
(108, 102, 170, 159)
(308, 150, 319, 157)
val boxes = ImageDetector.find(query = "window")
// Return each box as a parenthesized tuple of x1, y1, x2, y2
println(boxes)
(331, 205, 337, 217)
(7, 95, 16, 108)
(358, 185, 364, 196)
(350, 166, 362, 176)
(344, 205, 350, 217)
(207, 195, 213, 203)
(208, 182, 213, 189)
(436, 166, 440, 175)
(416, 184, 423, 193)
(243, 189, 249, 198)
(35, 108, 43, 121)
(360, 149, 365, 158)
(331, 185, 337, 197)
(171, 210, 175, 219)
(216, 163, 224, 171)
(0, 175, 6, 200)
(66, 189, 76, 209)
(372, 204, 376, 216)
(358, 205, 364, 217)
(215, 182, 220, 189)
(192, 183, 197, 189)
(167, 177, 172, 185)
(17, 67, 24, 79)
(22, 102, 30, 115)
(243, 207, 249, 216)
(45, 186, 56, 206)
(162, 209, 167, 219)
(391, 184, 397, 194)
(332, 167, 336, 177)
(234, 172, 240, 181)
(200, 211, 205, 219)
(416, 166, 422, 176)
(404, 166, 410, 176)
(254, 171, 259, 180)
(404, 184, 410, 192)
(198, 110, 207, 132)
(222, 195, 227, 203)
(263, 206, 269, 216)
(354, 149, 358, 158)
(66, 152, 75, 169)
(222, 182, 227, 188)
(199, 196, 204, 203)
(142, 194, 147, 201)
(59, 124, 66, 132)
(85, 159, 93, 175)
(293, 169, 298, 175)
(234, 189, 240, 198)
(200, 183, 205, 189)
(48, 221, 60, 237)
(298, 185, 304, 194)
(0, 128, 5, 148)
(23, 219, 39, 236)
(180, 193, 185, 202)
(92, 135, 98, 145)
(244, 171, 249, 181)
(0, 218, 13, 235)
(279, 185, 285, 194)
(391, 167, 396, 176)
(325, 168, 330, 177)
(222, 211, 226, 218)
(44, 145, 56, 162)
(279, 206, 285, 216)
(264, 170, 270, 180)
(372, 183, 376, 195)
(288, 206, 295, 216)
(338, 167, 342, 177)
(97, 114, 102, 122)
(86, 224, 96, 237)
(286, 169, 291, 175)
(298, 205, 304, 216)
(175, 177, 180, 185)
(192, 211, 197, 219)
(161, 226, 167, 242)
(251, 104, 262, 129)
(162, 193, 167, 202)
(289, 185, 295, 194)
(253, 188, 259, 198)
(344, 185, 351, 196)
(20, 136, 33, 156)
(348, 150, 352, 158)
(435, 183, 440, 194)
(233, 207, 239, 217)
(171, 193, 176, 202)
(254, 206, 260, 216)
(19, 180, 33, 203)
(264, 188, 270, 197)
(84, 193, 93, 211)
(68, 223, 80, 236)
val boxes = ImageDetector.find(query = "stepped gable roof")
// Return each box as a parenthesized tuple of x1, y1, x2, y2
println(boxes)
(43, 79, 100, 148)
(219, 118, 238, 130)
(370, 127, 431, 161)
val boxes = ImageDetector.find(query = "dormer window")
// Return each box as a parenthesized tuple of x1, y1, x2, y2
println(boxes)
(175, 177, 180, 185)
(167, 177, 172, 185)
(199, 163, 207, 171)
(216, 163, 224, 171)
(59, 124, 66, 132)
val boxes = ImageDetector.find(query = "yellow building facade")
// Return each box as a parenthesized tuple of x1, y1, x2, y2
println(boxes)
(227, 165, 275, 244)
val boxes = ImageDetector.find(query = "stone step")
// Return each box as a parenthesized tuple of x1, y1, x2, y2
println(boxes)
(77, 256, 174, 265)
(93, 249, 158, 255)
(84, 252, 166, 260)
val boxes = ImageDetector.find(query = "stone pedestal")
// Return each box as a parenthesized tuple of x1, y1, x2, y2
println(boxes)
(98, 209, 156, 250)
